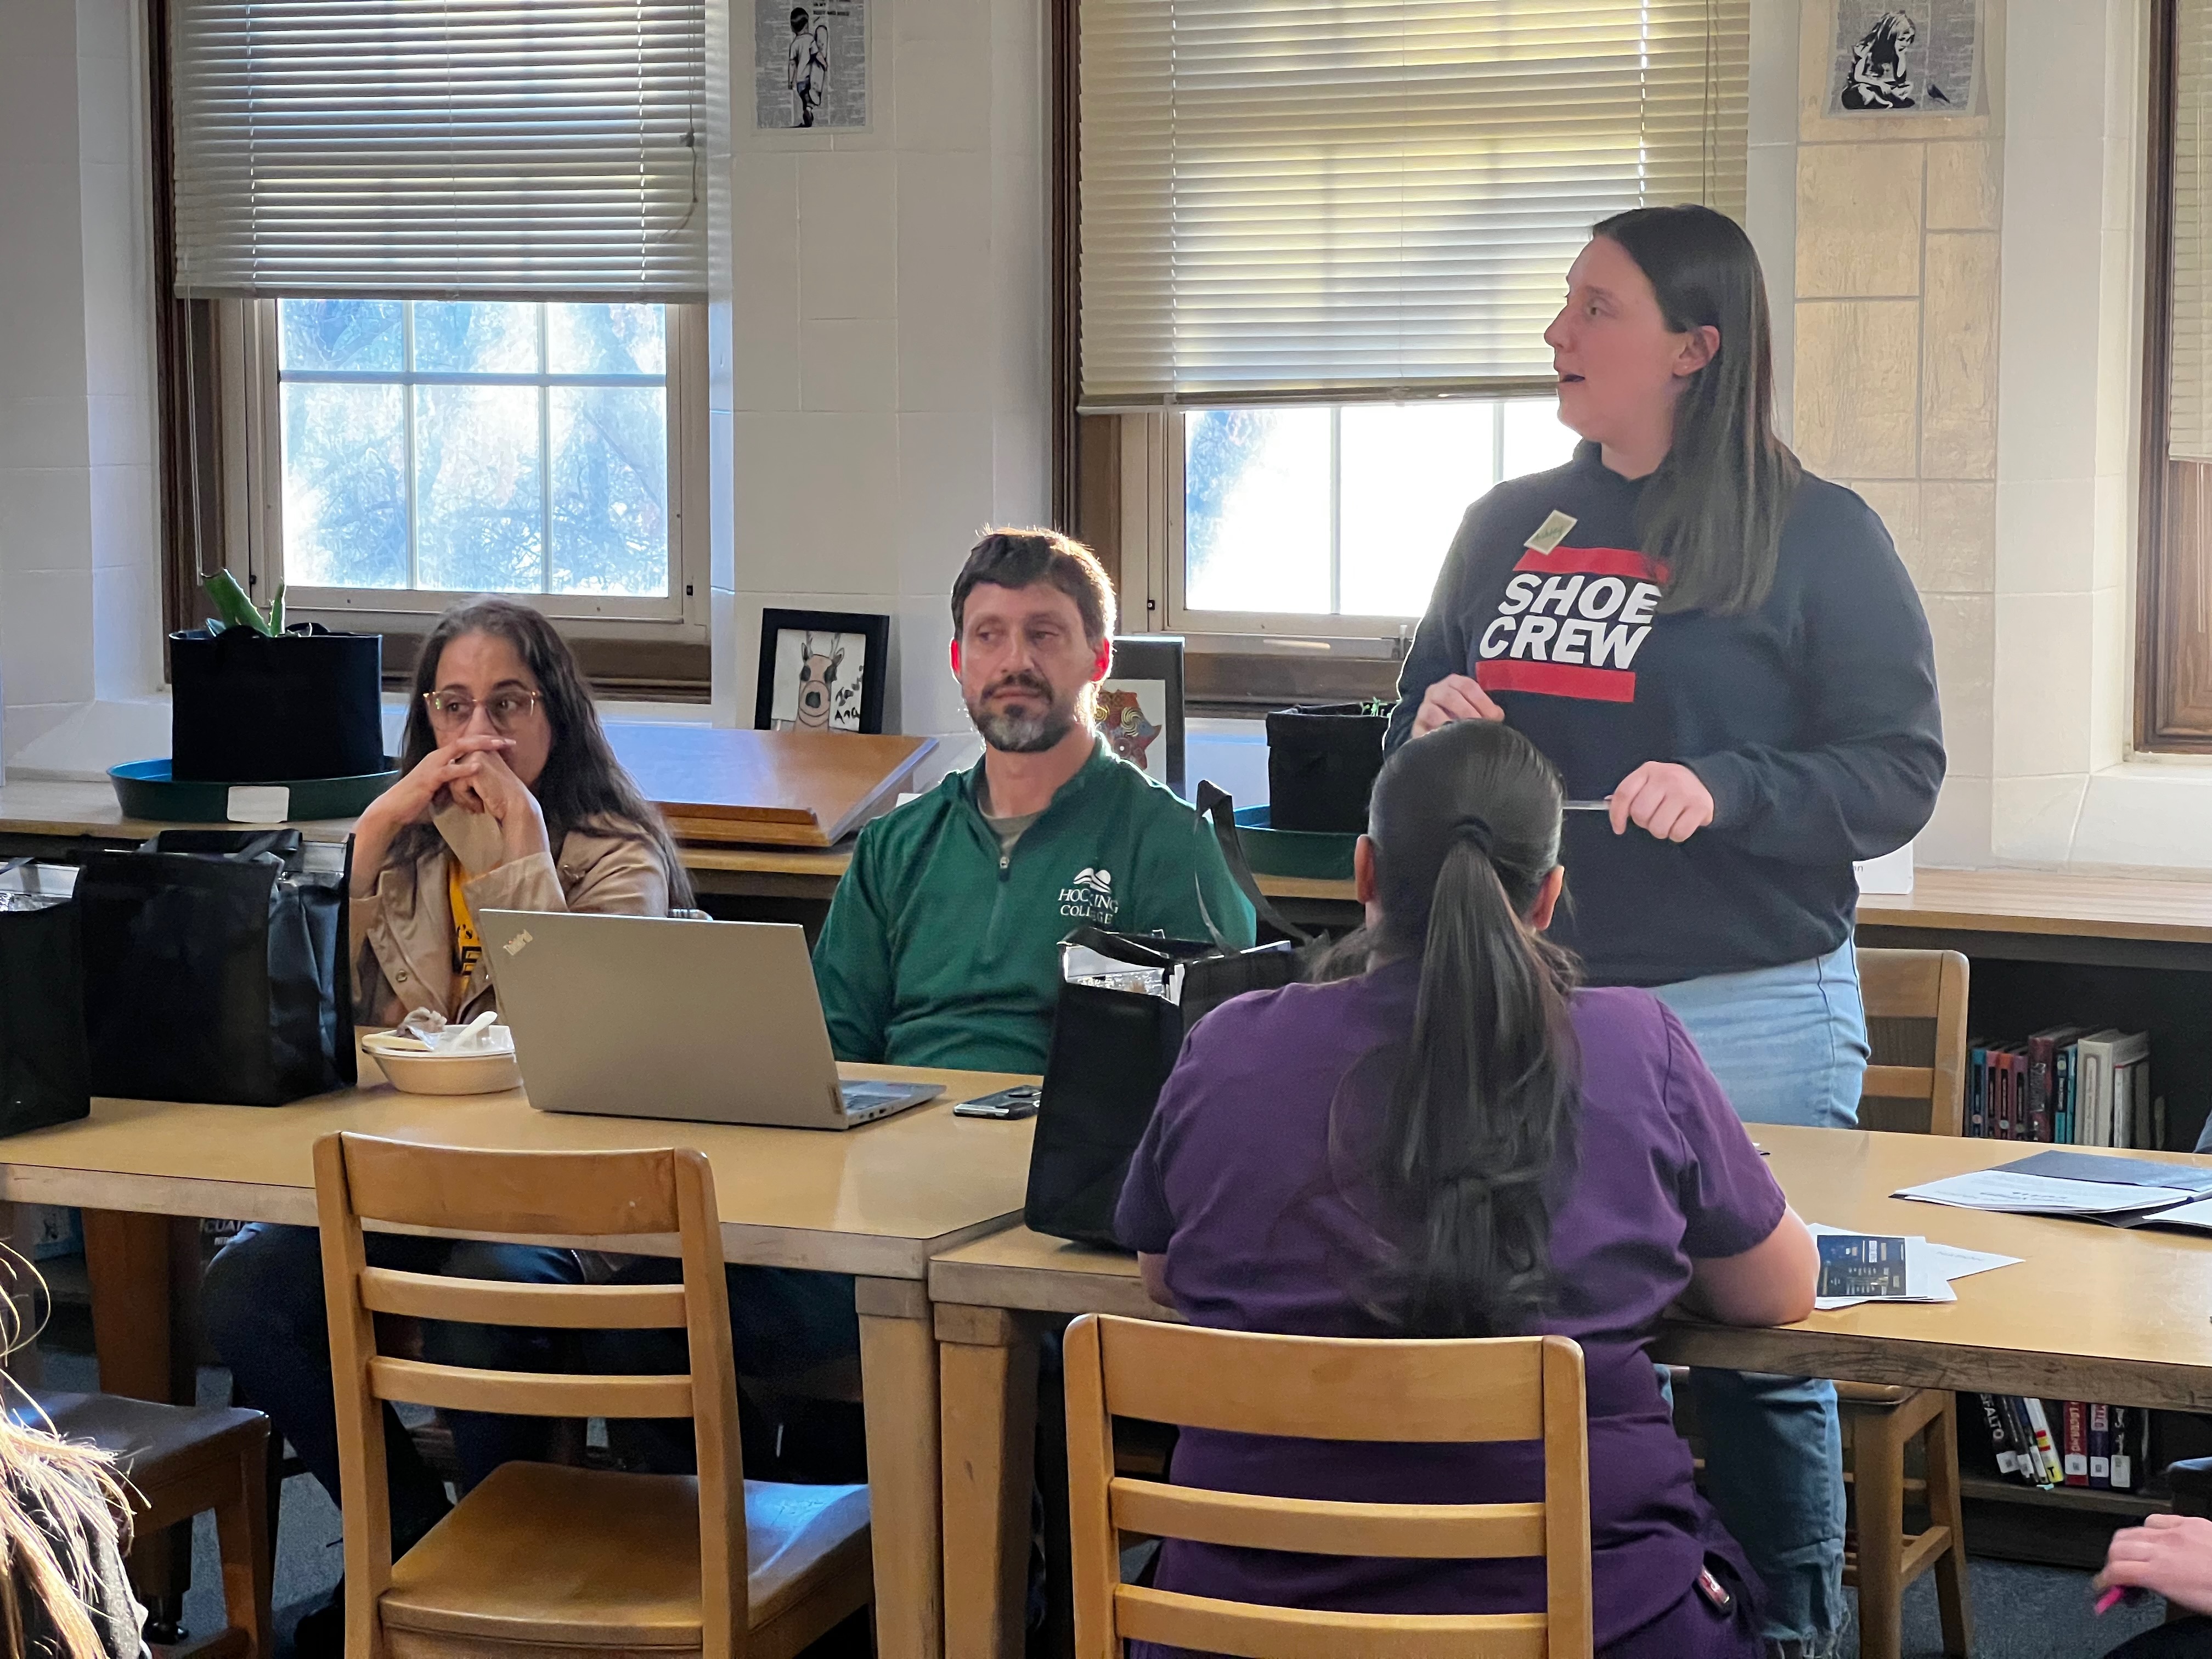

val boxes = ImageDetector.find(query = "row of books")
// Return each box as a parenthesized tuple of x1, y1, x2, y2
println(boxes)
(1974, 1395, 2146, 1492)
(1967, 1027, 2156, 1146)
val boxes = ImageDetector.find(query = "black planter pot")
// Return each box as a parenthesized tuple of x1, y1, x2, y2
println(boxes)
(170, 625, 385, 783)
(1265, 702, 1392, 834)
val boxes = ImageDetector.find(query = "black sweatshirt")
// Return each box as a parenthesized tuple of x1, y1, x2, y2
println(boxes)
(1384, 442, 1944, 988)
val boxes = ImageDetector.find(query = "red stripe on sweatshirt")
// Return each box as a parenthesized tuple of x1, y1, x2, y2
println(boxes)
(1511, 545, 1668, 582)
(1477, 659, 1639, 703)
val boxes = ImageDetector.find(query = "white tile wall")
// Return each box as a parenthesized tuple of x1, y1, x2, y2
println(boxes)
(712, 0, 1051, 759)
(0, 0, 163, 758)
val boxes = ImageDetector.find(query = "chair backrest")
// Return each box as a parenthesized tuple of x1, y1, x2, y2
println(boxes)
(311, 1133, 746, 1659)
(1062, 1314, 1592, 1659)
(1855, 948, 1970, 1136)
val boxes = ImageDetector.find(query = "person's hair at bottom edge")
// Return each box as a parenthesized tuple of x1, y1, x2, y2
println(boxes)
(0, 1250, 133, 1659)
(1325, 719, 1585, 1341)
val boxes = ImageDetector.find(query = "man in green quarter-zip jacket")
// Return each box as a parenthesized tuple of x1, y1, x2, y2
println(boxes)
(812, 527, 1256, 1076)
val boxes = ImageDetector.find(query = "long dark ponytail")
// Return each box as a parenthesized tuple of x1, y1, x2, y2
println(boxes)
(1355, 720, 1581, 1338)
(1594, 204, 1802, 617)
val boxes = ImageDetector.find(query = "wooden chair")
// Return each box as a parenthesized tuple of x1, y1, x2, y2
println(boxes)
(31, 1392, 271, 1659)
(1840, 947, 1973, 1659)
(1063, 1313, 1593, 1658)
(313, 1132, 873, 1659)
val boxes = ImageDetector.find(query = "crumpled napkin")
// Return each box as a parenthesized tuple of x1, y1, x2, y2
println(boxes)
(364, 1009, 515, 1056)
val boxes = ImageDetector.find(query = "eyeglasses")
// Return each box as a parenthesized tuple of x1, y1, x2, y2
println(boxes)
(424, 690, 544, 732)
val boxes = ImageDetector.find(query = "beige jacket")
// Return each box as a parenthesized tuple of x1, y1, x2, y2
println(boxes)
(352, 805, 672, 1029)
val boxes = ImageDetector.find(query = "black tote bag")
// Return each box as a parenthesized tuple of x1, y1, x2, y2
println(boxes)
(76, 830, 357, 1107)
(1022, 784, 1312, 1248)
(1265, 702, 1392, 833)
(0, 864, 91, 1136)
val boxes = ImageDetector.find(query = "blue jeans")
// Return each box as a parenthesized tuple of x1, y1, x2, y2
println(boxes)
(578, 1261, 861, 1474)
(1652, 939, 1869, 1656)
(203, 1222, 583, 1551)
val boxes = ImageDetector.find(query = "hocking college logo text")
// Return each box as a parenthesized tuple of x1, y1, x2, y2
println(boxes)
(1474, 544, 1667, 704)
(1059, 867, 1119, 925)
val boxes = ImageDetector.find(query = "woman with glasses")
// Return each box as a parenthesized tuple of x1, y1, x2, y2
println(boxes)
(346, 594, 693, 1025)
(204, 595, 690, 1659)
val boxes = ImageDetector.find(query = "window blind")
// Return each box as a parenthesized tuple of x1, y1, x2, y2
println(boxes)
(2174, 0, 2212, 459)
(1079, 0, 1748, 410)
(170, 0, 706, 302)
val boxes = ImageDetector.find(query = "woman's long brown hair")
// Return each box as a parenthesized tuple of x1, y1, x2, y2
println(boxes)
(1594, 204, 1803, 617)
(394, 597, 694, 908)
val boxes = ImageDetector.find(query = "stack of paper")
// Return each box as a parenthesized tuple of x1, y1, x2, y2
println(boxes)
(1892, 1170, 2203, 1220)
(1807, 1224, 2022, 1311)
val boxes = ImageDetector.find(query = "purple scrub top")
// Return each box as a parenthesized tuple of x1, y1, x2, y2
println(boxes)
(1115, 958, 1787, 1650)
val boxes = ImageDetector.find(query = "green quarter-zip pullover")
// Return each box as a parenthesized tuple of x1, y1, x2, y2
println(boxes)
(812, 737, 1257, 1074)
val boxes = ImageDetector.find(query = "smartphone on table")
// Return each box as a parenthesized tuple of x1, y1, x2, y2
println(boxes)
(954, 1086, 1042, 1120)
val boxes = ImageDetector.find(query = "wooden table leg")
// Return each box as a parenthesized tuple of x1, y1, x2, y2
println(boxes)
(82, 1210, 202, 1636)
(937, 1304, 1039, 1659)
(856, 1277, 944, 1659)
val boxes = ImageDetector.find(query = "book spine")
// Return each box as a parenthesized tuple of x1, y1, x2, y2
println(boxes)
(1992, 1052, 2009, 1140)
(2112, 1406, 2136, 1492)
(2117, 1060, 2135, 1150)
(1979, 1392, 2020, 1476)
(2056, 1047, 2074, 1144)
(1968, 1046, 1986, 1137)
(2023, 1397, 2064, 1485)
(2089, 1402, 2112, 1488)
(2004, 1052, 2024, 1140)
(2027, 1037, 2056, 1142)
(2082, 1051, 2106, 1147)
(2131, 1059, 2154, 1149)
(2064, 1400, 2089, 1485)
(2000, 1396, 2041, 1484)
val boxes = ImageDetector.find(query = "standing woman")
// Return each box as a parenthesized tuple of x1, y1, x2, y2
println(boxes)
(1386, 204, 1944, 1657)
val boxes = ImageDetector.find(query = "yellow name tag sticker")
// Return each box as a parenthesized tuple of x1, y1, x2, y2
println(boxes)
(1524, 510, 1577, 554)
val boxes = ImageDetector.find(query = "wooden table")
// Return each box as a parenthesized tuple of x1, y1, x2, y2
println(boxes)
(927, 1125, 2212, 1659)
(0, 1063, 1040, 1659)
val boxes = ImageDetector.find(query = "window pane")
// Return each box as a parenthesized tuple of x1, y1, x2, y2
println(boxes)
(1184, 409, 1330, 614)
(279, 299, 402, 371)
(415, 385, 543, 591)
(548, 304, 667, 375)
(1339, 404, 1498, 618)
(1502, 397, 1579, 479)
(551, 387, 669, 595)
(280, 383, 407, 586)
(412, 301, 538, 374)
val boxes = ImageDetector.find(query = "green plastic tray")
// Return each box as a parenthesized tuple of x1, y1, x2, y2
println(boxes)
(110, 758, 400, 823)
(1232, 804, 1358, 881)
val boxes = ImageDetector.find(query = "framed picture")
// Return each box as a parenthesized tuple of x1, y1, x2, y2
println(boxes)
(754, 608, 890, 734)
(1099, 635, 1186, 795)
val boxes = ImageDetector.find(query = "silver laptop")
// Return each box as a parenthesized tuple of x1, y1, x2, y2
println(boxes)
(478, 909, 943, 1128)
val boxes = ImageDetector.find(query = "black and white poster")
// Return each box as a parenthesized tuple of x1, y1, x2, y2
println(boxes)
(1826, 1, 1980, 117)
(755, 0, 867, 130)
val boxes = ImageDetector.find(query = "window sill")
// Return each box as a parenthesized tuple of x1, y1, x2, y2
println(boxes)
(3, 692, 713, 783)
(1184, 649, 1401, 716)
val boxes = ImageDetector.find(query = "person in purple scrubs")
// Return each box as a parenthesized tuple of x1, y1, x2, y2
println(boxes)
(1115, 717, 1820, 1658)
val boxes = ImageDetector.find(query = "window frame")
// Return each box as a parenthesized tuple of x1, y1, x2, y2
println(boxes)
(216, 297, 712, 650)
(2137, 0, 2212, 752)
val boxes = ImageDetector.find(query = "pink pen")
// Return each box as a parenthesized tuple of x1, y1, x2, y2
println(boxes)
(2095, 1587, 2126, 1616)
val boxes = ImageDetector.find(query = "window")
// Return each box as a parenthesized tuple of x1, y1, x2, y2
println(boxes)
(157, 0, 709, 686)
(1059, 0, 1743, 674)
(222, 298, 708, 644)
(2142, 0, 2212, 747)
(275, 300, 678, 608)
(1177, 399, 1579, 631)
